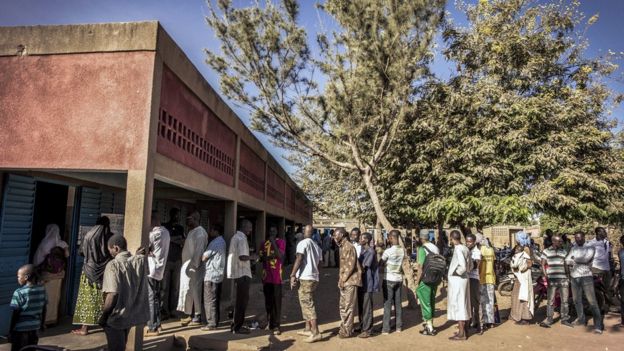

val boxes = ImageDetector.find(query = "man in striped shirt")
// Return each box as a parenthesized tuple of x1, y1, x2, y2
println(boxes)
(539, 235, 572, 328)
(10, 264, 47, 351)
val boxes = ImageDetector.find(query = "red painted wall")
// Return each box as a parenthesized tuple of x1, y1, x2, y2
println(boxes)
(0, 52, 155, 170)
(266, 166, 285, 209)
(238, 141, 265, 200)
(158, 67, 236, 187)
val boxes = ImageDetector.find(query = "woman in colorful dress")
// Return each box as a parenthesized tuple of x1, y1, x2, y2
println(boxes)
(71, 216, 113, 335)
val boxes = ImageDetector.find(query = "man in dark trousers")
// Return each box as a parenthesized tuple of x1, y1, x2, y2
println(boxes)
(161, 208, 185, 319)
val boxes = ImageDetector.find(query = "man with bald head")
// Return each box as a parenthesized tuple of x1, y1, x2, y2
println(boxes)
(10, 264, 47, 351)
(540, 234, 572, 328)
(290, 224, 323, 343)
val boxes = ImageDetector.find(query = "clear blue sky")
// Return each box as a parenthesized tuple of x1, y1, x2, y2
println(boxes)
(2, 0, 622, 175)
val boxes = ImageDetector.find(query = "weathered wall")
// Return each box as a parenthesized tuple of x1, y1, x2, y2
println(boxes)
(0, 52, 155, 170)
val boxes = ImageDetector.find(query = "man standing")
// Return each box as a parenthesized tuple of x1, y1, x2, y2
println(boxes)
(447, 230, 471, 341)
(201, 224, 226, 331)
(589, 227, 615, 304)
(466, 234, 481, 333)
(227, 219, 256, 334)
(416, 230, 440, 336)
(162, 208, 184, 319)
(146, 211, 170, 337)
(334, 228, 362, 338)
(350, 228, 362, 257)
(566, 232, 603, 334)
(260, 226, 286, 335)
(539, 235, 572, 328)
(180, 211, 208, 326)
(478, 234, 497, 332)
(290, 224, 323, 343)
(357, 232, 379, 338)
(381, 230, 404, 335)
(99, 234, 150, 351)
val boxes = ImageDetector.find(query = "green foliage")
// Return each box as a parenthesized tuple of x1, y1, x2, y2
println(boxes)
(205, 0, 446, 229)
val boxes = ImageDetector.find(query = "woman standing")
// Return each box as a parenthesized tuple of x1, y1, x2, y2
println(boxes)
(34, 224, 69, 326)
(446, 230, 472, 341)
(71, 216, 113, 335)
(510, 231, 534, 325)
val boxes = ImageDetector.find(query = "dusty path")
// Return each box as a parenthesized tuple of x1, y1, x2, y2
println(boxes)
(1, 267, 621, 350)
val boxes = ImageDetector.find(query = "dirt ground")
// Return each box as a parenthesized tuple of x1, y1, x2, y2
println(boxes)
(266, 267, 623, 351)
(1, 267, 622, 350)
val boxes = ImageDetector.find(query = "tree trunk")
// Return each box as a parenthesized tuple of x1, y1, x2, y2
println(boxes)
(361, 171, 393, 230)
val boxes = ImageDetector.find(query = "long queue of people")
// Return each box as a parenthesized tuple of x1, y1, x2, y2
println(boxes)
(7, 215, 624, 351)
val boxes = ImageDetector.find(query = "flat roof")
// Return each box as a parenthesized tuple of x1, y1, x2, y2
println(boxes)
(0, 21, 308, 204)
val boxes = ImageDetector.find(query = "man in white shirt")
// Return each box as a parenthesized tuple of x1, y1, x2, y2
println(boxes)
(350, 228, 362, 257)
(590, 227, 614, 302)
(227, 219, 256, 334)
(290, 224, 322, 343)
(179, 211, 208, 326)
(146, 211, 170, 336)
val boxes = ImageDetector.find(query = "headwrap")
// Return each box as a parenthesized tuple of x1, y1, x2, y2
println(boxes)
(81, 225, 113, 287)
(515, 231, 531, 247)
(33, 224, 68, 266)
(475, 233, 483, 245)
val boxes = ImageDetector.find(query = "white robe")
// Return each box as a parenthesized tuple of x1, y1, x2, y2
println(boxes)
(447, 244, 472, 321)
(177, 226, 208, 313)
(511, 251, 534, 316)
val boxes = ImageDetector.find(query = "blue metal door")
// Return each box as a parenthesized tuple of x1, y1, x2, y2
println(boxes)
(0, 174, 36, 336)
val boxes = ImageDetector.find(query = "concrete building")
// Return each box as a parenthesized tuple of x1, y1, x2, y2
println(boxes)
(0, 22, 311, 336)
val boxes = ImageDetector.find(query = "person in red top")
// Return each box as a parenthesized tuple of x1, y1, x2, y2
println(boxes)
(260, 226, 286, 335)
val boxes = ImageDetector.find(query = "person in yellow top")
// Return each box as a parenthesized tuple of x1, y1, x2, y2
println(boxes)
(478, 234, 496, 332)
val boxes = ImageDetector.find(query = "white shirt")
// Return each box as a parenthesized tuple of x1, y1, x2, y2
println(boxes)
(296, 238, 322, 281)
(588, 238, 611, 271)
(353, 242, 362, 257)
(469, 246, 482, 280)
(148, 226, 170, 280)
(227, 231, 252, 279)
(382, 245, 404, 282)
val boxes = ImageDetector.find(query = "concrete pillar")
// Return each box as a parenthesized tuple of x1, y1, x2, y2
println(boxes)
(123, 169, 154, 250)
(254, 211, 266, 277)
(224, 200, 237, 241)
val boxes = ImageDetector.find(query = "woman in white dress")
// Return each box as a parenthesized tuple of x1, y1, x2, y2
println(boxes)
(447, 230, 472, 341)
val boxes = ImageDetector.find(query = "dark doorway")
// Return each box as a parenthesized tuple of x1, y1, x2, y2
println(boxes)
(31, 181, 69, 262)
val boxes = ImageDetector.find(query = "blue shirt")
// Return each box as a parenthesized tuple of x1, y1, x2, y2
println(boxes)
(10, 284, 47, 331)
(203, 236, 226, 283)
(359, 247, 379, 293)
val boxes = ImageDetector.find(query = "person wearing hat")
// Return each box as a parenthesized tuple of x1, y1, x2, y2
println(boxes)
(416, 229, 440, 336)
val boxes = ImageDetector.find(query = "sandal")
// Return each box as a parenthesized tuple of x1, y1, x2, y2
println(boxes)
(419, 328, 437, 336)
(71, 329, 88, 336)
(449, 335, 467, 341)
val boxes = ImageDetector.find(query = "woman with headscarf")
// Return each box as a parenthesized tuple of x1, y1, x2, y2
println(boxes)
(33, 224, 69, 266)
(34, 224, 69, 326)
(510, 231, 534, 325)
(71, 216, 113, 335)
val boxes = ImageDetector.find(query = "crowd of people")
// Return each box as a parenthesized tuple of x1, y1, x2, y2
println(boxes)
(6, 211, 624, 350)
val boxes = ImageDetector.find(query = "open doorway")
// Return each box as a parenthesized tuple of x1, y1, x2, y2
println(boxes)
(31, 181, 70, 326)
(31, 181, 69, 259)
